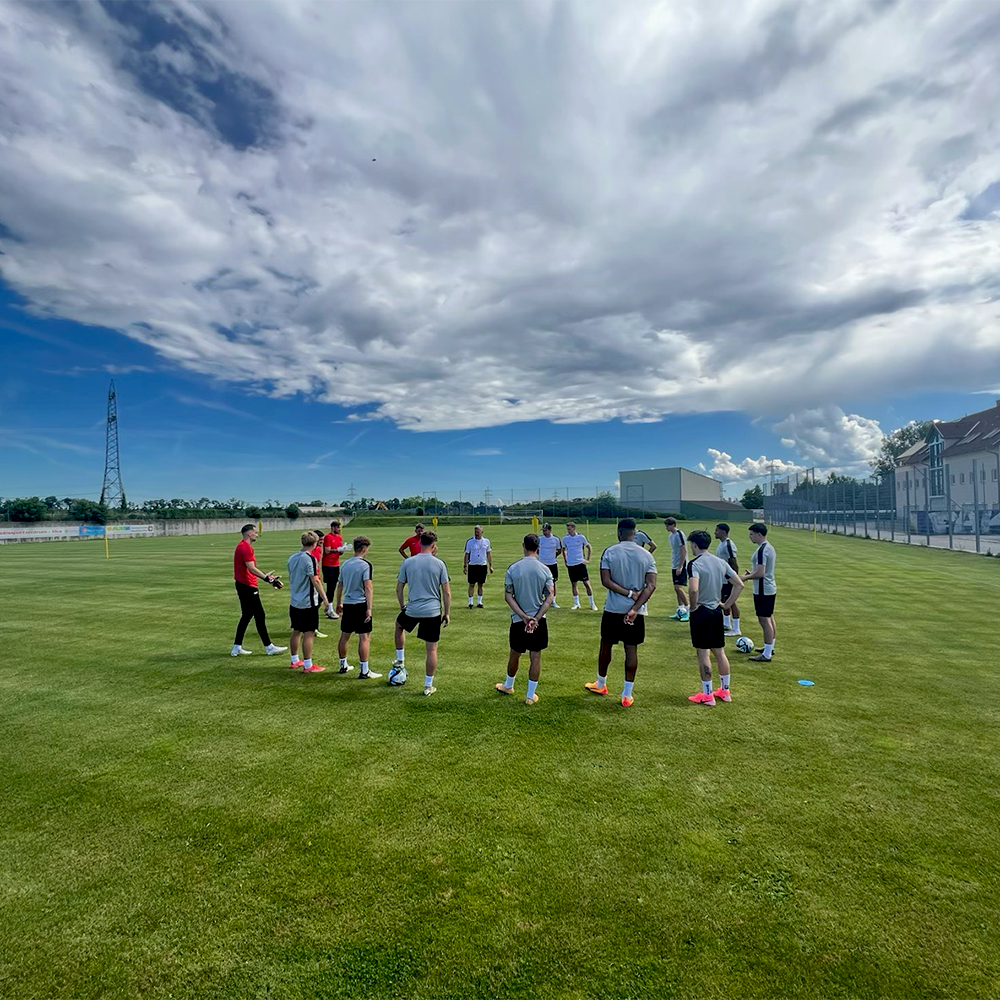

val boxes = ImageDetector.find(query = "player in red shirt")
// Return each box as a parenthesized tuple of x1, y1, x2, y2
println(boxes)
(322, 519, 348, 620)
(398, 522, 425, 559)
(231, 524, 288, 657)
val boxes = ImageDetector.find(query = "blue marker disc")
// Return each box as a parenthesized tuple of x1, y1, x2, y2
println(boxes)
(797, 679, 815, 686)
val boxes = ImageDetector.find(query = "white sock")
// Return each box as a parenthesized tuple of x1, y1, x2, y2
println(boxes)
(424, 674, 434, 689)
(622, 680, 634, 698)
(721, 674, 730, 690)
(723, 615, 731, 628)
(526, 679, 538, 699)
(396, 649, 404, 662)
(732, 618, 741, 634)
(360, 660, 369, 675)
(232, 644, 241, 654)
(589, 595, 597, 607)
(504, 673, 516, 690)
(595, 673, 606, 687)
(290, 653, 298, 665)
(304, 658, 312, 669)
(573, 597, 581, 607)
(703, 680, 713, 695)
(477, 596, 483, 605)
(468, 598, 474, 606)
(764, 642, 774, 658)
(339, 657, 347, 667)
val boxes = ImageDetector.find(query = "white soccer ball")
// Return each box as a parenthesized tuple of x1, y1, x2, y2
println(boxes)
(735, 636, 755, 653)
(388, 665, 407, 686)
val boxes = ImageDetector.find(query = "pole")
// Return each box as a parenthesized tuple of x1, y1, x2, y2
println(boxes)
(945, 463, 953, 549)
(863, 480, 868, 538)
(104, 526, 110, 560)
(905, 471, 911, 543)
(923, 470, 930, 547)
(973, 459, 981, 553)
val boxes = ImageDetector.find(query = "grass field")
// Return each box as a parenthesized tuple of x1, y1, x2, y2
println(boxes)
(2, 524, 998, 998)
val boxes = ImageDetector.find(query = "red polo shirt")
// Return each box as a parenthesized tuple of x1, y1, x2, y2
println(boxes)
(401, 534, 422, 556)
(234, 539, 257, 587)
(323, 533, 343, 567)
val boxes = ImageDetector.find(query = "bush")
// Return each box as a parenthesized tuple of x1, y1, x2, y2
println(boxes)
(7, 497, 47, 522)
(67, 499, 109, 524)
(285, 503, 301, 520)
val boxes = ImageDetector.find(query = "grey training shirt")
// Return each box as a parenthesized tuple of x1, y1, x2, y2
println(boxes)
(668, 529, 687, 570)
(600, 542, 657, 614)
(690, 551, 738, 610)
(504, 557, 554, 623)
(397, 552, 450, 617)
(287, 550, 319, 610)
(751, 541, 777, 595)
(716, 537, 738, 565)
(339, 555, 372, 606)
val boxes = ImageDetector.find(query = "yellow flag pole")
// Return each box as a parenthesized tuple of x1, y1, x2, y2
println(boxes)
(104, 526, 110, 560)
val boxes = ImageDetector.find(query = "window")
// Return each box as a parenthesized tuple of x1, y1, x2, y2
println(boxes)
(982, 469, 986, 482)
(951, 474, 956, 485)
(993, 469, 998, 482)
(960, 473, 965, 484)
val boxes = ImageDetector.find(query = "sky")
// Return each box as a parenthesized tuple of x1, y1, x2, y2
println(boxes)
(2, 0, 999, 506)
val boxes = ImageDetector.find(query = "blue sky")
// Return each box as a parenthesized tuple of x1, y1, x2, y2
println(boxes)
(2, 1, 999, 506)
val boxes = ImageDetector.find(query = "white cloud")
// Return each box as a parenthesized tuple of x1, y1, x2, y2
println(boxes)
(466, 448, 503, 456)
(705, 448, 805, 484)
(772, 406, 883, 471)
(2, 2, 1000, 430)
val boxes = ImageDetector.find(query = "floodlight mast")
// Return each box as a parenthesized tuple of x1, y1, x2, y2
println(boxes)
(100, 380, 127, 512)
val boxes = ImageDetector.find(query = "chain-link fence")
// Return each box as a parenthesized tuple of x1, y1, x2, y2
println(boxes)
(763, 471, 1000, 555)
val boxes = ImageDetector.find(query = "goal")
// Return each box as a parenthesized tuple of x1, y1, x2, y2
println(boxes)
(499, 508, 543, 523)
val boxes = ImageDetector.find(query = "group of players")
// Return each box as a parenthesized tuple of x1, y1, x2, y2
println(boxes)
(229, 515, 778, 707)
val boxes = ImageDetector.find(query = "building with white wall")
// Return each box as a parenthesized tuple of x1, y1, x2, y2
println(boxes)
(619, 467, 750, 520)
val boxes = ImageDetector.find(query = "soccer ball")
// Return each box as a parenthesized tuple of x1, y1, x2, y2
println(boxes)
(388, 665, 407, 686)
(735, 636, 755, 653)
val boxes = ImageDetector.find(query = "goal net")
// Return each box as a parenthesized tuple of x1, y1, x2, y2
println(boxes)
(499, 509, 543, 523)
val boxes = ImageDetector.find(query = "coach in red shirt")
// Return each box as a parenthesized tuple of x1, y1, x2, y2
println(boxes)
(398, 522, 425, 559)
(231, 524, 287, 657)
(322, 519, 346, 619)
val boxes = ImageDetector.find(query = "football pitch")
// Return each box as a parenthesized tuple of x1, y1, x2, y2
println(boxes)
(1, 524, 997, 998)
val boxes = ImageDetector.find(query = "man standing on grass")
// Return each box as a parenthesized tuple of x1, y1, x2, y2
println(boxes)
(335, 535, 381, 680)
(231, 524, 288, 658)
(496, 533, 554, 705)
(585, 518, 657, 708)
(288, 531, 333, 674)
(536, 523, 563, 607)
(714, 522, 742, 637)
(307, 533, 330, 639)
(686, 530, 744, 706)
(398, 523, 425, 560)
(664, 517, 689, 621)
(561, 521, 597, 611)
(463, 524, 493, 608)
(743, 522, 777, 662)
(322, 519, 348, 620)
(634, 527, 658, 553)
(395, 530, 451, 696)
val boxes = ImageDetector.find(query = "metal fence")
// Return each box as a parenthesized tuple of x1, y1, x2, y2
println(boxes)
(763, 471, 1000, 555)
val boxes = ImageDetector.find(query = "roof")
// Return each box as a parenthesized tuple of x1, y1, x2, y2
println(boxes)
(897, 401, 1000, 465)
(681, 500, 747, 512)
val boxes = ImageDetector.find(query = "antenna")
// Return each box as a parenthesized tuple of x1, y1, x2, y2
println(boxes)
(100, 380, 126, 512)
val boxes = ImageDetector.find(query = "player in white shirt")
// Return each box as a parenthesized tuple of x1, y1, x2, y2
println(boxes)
(585, 519, 657, 708)
(495, 533, 554, 705)
(714, 522, 742, 636)
(664, 517, 689, 620)
(743, 522, 777, 662)
(561, 521, 597, 611)
(536, 523, 563, 608)
(463, 524, 493, 608)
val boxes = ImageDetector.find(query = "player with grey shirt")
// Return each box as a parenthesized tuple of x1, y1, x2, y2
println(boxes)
(664, 517, 689, 620)
(686, 530, 744, 706)
(495, 533, 554, 705)
(584, 519, 657, 708)
(714, 522, 742, 636)
(335, 536, 381, 679)
(743, 522, 777, 662)
(287, 531, 332, 673)
(536, 523, 563, 607)
(395, 530, 452, 695)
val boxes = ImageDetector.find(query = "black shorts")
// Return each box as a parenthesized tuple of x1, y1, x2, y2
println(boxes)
(689, 605, 725, 650)
(467, 564, 488, 585)
(754, 593, 776, 617)
(721, 582, 733, 603)
(509, 618, 549, 653)
(672, 566, 689, 586)
(322, 565, 340, 596)
(340, 602, 372, 635)
(396, 610, 442, 644)
(600, 611, 645, 646)
(568, 563, 589, 584)
(545, 563, 559, 581)
(289, 604, 319, 634)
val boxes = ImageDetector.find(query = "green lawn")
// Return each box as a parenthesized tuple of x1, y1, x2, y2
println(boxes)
(1, 525, 997, 998)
